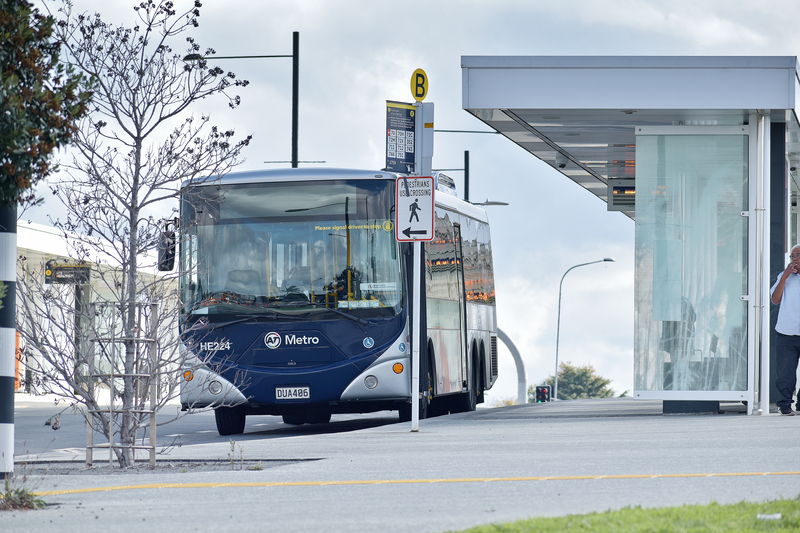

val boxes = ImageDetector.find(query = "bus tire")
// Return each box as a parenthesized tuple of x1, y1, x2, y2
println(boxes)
(399, 351, 433, 422)
(215, 405, 246, 436)
(282, 413, 305, 425)
(306, 411, 331, 424)
(398, 403, 411, 422)
(454, 355, 478, 413)
(462, 382, 477, 412)
(476, 355, 486, 405)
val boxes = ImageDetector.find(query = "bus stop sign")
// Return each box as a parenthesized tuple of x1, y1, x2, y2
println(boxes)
(395, 177, 434, 242)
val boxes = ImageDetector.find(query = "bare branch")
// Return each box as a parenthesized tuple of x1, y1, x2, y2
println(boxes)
(16, 0, 253, 468)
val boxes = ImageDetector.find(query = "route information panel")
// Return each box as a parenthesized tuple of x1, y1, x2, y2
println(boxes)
(386, 101, 416, 174)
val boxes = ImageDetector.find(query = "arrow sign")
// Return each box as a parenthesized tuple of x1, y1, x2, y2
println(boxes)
(395, 177, 434, 242)
(402, 227, 428, 238)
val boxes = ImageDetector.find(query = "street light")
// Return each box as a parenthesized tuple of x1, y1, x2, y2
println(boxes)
(554, 257, 615, 401)
(183, 32, 300, 168)
(472, 199, 509, 206)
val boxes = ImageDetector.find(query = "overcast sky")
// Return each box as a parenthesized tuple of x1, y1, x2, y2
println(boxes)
(30, 0, 800, 403)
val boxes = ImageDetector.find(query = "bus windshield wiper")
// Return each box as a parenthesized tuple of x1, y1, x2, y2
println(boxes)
(305, 302, 369, 325)
(268, 301, 369, 325)
(191, 312, 305, 332)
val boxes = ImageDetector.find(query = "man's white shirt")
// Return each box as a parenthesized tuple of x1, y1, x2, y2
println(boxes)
(771, 270, 800, 335)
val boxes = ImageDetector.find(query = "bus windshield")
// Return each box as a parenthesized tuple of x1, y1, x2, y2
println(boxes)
(181, 179, 402, 320)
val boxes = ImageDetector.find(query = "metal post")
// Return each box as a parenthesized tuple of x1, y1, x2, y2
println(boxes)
(149, 303, 158, 466)
(411, 240, 421, 431)
(0, 205, 16, 479)
(292, 31, 299, 169)
(554, 258, 614, 400)
(86, 303, 96, 467)
(757, 114, 771, 414)
(464, 151, 470, 202)
(496, 328, 526, 405)
(85, 417, 93, 467)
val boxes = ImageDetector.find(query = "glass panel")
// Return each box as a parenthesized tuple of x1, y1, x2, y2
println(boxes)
(181, 179, 402, 320)
(635, 134, 748, 391)
(426, 210, 466, 390)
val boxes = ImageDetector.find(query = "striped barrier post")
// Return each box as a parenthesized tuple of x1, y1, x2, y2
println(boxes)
(0, 205, 16, 479)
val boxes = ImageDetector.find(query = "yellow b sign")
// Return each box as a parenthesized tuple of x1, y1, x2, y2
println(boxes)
(411, 69, 428, 102)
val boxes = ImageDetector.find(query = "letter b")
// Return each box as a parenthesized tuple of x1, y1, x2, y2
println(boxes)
(411, 68, 428, 102)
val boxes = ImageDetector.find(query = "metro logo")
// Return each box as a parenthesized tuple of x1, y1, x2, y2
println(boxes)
(265, 332, 322, 349)
(285, 334, 320, 345)
(264, 332, 281, 349)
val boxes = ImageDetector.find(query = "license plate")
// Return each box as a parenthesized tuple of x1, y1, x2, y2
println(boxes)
(275, 386, 310, 400)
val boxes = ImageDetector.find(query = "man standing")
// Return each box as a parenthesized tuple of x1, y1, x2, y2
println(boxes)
(770, 244, 800, 416)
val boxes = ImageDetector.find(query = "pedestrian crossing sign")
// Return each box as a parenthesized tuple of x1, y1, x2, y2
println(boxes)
(395, 176, 434, 242)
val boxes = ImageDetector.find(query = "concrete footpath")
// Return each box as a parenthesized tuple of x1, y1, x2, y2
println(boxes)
(2, 397, 800, 532)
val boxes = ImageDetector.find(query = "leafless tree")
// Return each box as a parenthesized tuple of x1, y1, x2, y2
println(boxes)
(16, 0, 251, 467)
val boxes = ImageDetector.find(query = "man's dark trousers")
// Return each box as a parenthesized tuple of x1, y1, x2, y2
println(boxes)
(775, 333, 800, 409)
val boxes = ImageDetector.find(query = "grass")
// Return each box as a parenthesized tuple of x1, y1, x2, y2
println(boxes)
(458, 497, 800, 532)
(0, 480, 47, 511)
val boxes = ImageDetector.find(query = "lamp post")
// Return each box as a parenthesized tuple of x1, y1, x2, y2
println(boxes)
(183, 31, 299, 168)
(554, 257, 615, 401)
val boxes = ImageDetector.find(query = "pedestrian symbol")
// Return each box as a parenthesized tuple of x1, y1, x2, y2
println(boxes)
(409, 199, 421, 222)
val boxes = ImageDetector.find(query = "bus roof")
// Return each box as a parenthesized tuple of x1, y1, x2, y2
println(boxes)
(182, 167, 491, 224)
(182, 167, 399, 188)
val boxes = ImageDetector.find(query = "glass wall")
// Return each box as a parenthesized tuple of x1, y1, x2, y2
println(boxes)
(635, 134, 749, 392)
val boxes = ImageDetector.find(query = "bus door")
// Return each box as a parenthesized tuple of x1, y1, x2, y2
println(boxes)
(452, 223, 468, 388)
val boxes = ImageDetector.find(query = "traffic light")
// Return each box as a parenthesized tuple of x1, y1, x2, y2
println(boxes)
(535, 385, 551, 403)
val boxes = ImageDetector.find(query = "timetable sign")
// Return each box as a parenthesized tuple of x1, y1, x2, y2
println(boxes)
(386, 101, 416, 174)
(395, 177, 434, 242)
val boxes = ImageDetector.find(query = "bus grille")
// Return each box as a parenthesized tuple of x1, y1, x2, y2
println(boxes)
(490, 335, 498, 378)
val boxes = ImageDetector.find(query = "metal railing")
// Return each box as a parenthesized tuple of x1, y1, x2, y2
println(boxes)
(85, 302, 159, 467)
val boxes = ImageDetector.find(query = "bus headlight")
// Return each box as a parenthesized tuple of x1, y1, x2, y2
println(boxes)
(208, 380, 223, 395)
(364, 375, 378, 389)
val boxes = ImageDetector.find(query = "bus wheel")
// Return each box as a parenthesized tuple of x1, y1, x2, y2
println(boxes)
(476, 359, 485, 405)
(460, 384, 477, 412)
(455, 359, 478, 413)
(215, 405, 246, 436)
(306, 411, 331, 424)
(398, 403, 411, 422)
(398, 353, 432, 422)
(282, 413, 305, 425)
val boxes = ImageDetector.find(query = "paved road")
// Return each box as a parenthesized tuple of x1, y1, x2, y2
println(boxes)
(3, 397, 800, 532)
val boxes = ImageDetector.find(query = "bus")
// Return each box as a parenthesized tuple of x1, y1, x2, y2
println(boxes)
(172, 168, 497, 435)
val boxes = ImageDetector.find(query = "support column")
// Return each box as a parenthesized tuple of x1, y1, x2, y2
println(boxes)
(0, 206, 16, 478)
(769, 121, 787, 410)
(757, 115, 771, 414)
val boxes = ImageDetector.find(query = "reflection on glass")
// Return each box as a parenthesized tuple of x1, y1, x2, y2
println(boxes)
(635, 134, 748, 392)
(180, 179, 402, 320)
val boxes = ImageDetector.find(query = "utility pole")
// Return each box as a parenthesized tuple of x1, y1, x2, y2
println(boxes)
(0, 205, 16, 479)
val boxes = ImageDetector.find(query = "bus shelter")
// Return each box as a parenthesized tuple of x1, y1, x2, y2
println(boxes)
(461, 56, 800, 414)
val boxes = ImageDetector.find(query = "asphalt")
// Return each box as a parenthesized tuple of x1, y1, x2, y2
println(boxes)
(2, 397, 800, 532)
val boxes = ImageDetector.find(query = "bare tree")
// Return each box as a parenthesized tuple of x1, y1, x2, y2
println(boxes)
(16, 0, 251, 467)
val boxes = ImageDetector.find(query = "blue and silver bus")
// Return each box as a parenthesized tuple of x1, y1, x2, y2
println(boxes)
(174, 168, 497, 435)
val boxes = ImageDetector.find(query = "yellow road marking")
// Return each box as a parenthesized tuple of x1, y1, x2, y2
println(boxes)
(32, 471, 800, 497)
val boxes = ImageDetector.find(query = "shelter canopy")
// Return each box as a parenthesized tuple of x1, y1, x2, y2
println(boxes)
(461, 56, 800, 218)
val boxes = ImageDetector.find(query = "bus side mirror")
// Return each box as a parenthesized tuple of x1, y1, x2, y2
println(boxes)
(158, 229, 176, 271)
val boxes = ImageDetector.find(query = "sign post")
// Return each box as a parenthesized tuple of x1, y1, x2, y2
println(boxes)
(395, 177, 434, 432)
(388, 68, 435, 432)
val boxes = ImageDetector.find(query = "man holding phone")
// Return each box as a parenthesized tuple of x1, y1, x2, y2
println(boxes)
(770, 244, 800, 416)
